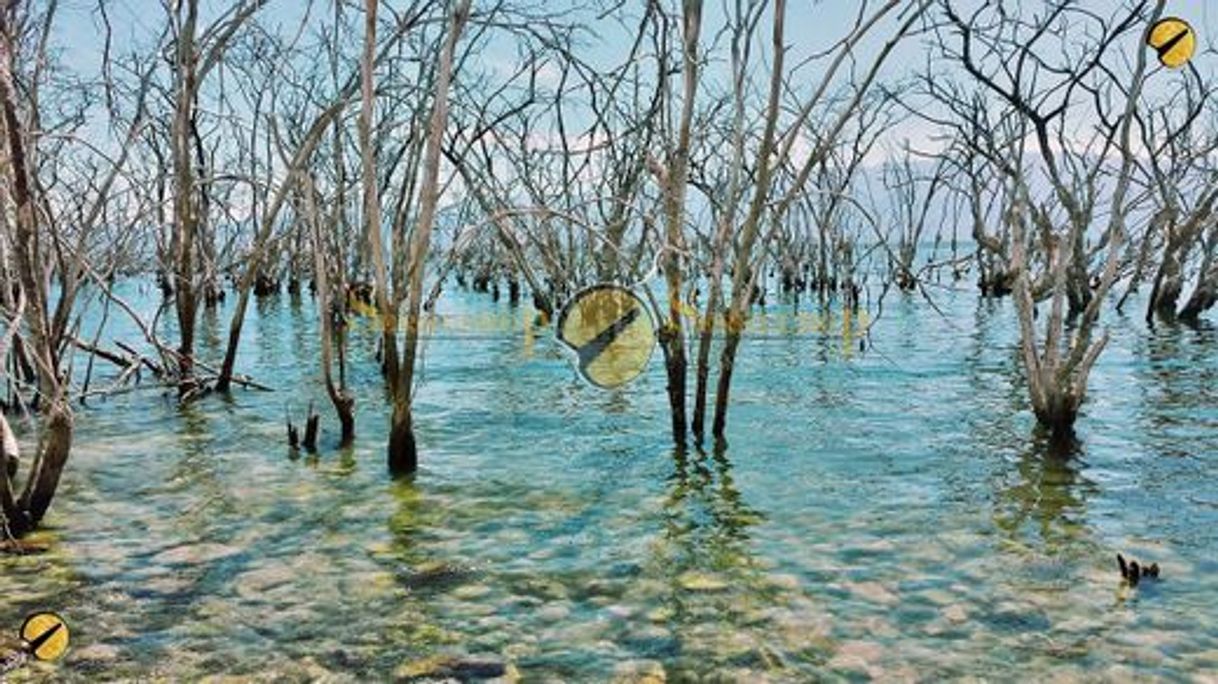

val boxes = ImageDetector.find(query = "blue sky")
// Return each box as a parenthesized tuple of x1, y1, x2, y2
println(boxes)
(47, 0, 1218, 167)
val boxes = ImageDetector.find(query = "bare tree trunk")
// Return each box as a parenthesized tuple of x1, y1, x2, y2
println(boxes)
(385, 0, 470, 476)
(215, 104, 344, 393)
(171, 0, 201, 395)
(0, 17, 73, 536)
(361, 0, 396, 378)
(0, 300, 24, 534)
(1180, 223, 1218, 322)
(15, 401, 72, 529)
(692, 0, 750, 444)
(1005, 1, 1159, 437)
(1148, 190, 1218, 322)
(656, 0, 702, 447)
(306, 175, 355, 444)
(712, 0, 785, 440)
(711, 0, 919, 439)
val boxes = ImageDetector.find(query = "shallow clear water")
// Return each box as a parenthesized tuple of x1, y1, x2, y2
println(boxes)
(3, 282, 1218, 681)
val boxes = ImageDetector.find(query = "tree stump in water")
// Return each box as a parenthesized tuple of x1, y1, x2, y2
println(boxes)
(302, 403, 320, 452)
(202, 281, 225, 308)
(286, 404, 320, 452)
(1118, 553, 1160, 587)
(254, 274, 279, 297)
(286, 411, 300, 450)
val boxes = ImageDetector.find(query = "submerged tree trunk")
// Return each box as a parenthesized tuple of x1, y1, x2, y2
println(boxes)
(692, 0, 750, 444)
(171, 0, 201, 395)
(712, 0, 786, 440)
(388, 399, 416, 474)
(0, 19, 74, 537)
(656, 0, 703, 446)
(1144, 195, 1218, 323)
(690, 303, 717, 442)
(710, 327, 742, 439)
(306, 175, 356, 445)
(1179, 223, 1218, 322)
(14, 401, 73, 531)
(363, 0, 470, 476)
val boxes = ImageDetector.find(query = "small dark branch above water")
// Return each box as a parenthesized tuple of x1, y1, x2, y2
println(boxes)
(286, 405, 300, 451)
(1117, 553, 1161, 587)
(302, 402, 320, 452)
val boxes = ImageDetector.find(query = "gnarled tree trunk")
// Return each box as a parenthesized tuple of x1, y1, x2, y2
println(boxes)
(0, 17, 75, 537)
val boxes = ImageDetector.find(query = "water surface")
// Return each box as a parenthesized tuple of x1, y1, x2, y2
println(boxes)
(2, 284, 1217, 680)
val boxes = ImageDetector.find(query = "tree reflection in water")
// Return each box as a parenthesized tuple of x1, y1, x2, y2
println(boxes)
(646, 442, 777, 675)
(991, 431, 1098, 553)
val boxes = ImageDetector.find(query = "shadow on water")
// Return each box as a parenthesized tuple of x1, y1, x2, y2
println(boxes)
(963, 298, 1024, 432)
(386, 477, 428, 569)
(169, 401, 240, 528)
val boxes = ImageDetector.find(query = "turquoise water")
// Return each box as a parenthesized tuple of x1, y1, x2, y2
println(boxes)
(2, 283, 1217, 680)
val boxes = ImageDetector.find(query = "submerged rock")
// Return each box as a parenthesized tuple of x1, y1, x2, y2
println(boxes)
(536, 603, 571, 622)
(943, 604, 969, 624)
(151, 542, 241, 566)
(450, 583, 493, 601)
(403, 561, 479, 592)
(611, 659, 666, 683)
(233, 564, 295, 599)
(846, 580, 899, 606)
(828, 640, 886, 678)
(72, 643, 121, 663)
(394, 654, 507, 681)
(677, 571, 729, 592)
(646, 606, 674, 623)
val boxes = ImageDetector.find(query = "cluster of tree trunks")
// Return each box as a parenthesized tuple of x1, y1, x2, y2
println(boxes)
(8, 0, 1218, 541)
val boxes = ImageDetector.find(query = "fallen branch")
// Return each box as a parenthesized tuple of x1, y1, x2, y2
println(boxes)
(71, 336, 133, 369)
(114, 340, 167, 377)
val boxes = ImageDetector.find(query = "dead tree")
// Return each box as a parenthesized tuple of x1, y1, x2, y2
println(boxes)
(883, 149, 949, 290)
(0, 1, 156, 536)
(943, 0, 1166, 436)
(304, 172, 356, 444)
(361, 0, 472, 475)
(708, 0, 929, 440)
(166, 0, 267, 395)
(652, 0, 702, 446)
(0, 7, 73, 538)
(1135, 74, 1218, 323)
